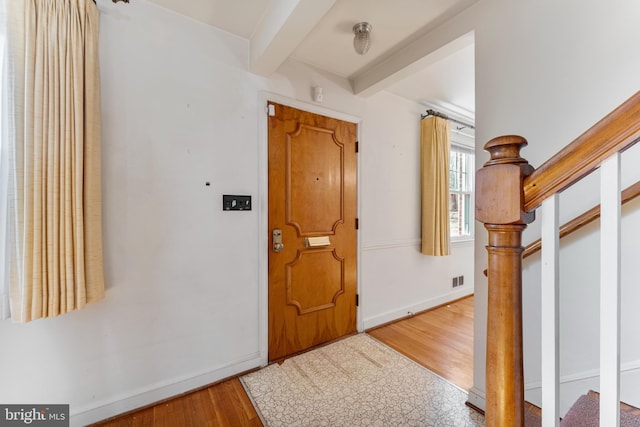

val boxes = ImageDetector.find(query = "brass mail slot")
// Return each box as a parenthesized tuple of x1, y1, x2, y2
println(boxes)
(305, 236, 331, 248)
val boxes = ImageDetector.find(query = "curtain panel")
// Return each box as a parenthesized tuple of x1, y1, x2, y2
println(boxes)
(0, 1, 8, 319)
(4, 0, 104, 322)
(421, 116, 451, 256)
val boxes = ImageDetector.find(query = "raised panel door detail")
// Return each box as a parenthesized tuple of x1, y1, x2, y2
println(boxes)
(286, 124, 344, 237)
(268, 102, 357, 361)
(285, 248, 345, 315)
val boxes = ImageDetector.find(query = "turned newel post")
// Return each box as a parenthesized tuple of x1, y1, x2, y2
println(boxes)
(476, 135, 535, 427)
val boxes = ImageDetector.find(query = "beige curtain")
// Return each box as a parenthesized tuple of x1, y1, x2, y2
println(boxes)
(421, 116, 451, 256)
(5, 0, 104, 322)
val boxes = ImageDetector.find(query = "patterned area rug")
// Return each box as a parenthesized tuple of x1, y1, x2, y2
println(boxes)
(240, 333, 484, 426)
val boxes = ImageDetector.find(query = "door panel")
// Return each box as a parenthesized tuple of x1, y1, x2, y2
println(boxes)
(287, 124, 344, 235)
(286, 248, 344, 314)
(268, 103, 357, 361)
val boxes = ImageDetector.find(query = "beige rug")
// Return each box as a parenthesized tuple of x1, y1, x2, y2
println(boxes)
(240, 333, 484, 426)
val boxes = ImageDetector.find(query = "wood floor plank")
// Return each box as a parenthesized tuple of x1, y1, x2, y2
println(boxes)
(152, 395, 190, 427)
(208, 379, 263, 426)
(183, 387, 217, 427)
(91, 296, 473, 426)
(128, 407, 155, 427)
(97, 406, 154, 427)
(368, 296, 474, 391)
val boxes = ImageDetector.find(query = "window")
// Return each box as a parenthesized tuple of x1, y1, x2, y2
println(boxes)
(449, 144, 474, 240)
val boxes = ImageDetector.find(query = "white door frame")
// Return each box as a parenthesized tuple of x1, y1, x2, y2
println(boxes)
(257, 91, 363, 365)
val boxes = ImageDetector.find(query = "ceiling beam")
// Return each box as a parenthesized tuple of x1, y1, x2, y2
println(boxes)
(250, 0, 336, 76)
(352, 3, 478, 97)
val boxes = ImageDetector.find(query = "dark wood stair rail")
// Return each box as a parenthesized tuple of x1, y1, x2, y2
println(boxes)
(523, 180, 640, 259)
(475, 90, 640, 426)
(482, 180, 640, 275)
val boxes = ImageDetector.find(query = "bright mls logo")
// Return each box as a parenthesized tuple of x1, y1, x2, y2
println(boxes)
(0, 405, 69, 426)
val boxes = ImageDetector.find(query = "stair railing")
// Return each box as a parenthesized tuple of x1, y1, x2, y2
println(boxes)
(522, 180, 640, 259)
(476, 91, 640, 426)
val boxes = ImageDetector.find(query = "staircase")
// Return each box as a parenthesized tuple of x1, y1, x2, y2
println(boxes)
(476, 91, 640, 426)
(561, 391, 640, 427)
(524, 392, 640, 427)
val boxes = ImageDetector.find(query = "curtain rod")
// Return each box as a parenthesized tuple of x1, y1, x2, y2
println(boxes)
(421, 109, 475, 130)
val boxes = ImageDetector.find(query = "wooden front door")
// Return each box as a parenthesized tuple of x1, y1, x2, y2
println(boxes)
(268, 102, 357, 361)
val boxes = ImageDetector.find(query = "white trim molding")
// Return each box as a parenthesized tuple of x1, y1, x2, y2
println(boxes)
(71, 353, 263, 426)
(362, 239, 420, 251)
(363, 287, 474, 330)
(525, 359, 640, 392)
(362, 238, 473, 252)
(467, 386, 486, 411)
(257, 91, 364, 354)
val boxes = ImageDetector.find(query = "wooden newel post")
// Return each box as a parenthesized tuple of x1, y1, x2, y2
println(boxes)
(476, 135, 535, 427)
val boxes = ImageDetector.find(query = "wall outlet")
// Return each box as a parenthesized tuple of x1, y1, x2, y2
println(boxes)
(452, 277, 459, 288)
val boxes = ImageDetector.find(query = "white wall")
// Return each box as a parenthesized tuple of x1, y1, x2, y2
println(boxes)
(0, 1, 474, 425)
(1, 2, 263, 425)
(360, 90, 474, 328)
(459, 0, 640, 414)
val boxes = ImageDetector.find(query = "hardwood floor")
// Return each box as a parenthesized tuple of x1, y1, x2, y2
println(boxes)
(93, 379, 262, 427)
(92, 296, 474, 427)
(367, 295, 474, 391)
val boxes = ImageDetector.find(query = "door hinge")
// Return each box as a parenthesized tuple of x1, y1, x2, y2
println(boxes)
(267, 104, 275, 117)
(355, 218, 359, 229)
(356, 294, 359, 307)
(355, 141, 359, 153)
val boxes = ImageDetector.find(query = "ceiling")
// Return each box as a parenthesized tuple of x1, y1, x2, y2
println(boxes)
(144, 0, 476, 122)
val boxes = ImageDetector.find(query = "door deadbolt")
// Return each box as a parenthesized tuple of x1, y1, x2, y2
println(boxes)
(273, 229, 284, 252)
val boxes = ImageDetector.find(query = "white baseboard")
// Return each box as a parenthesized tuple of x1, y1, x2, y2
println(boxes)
(472, 361, 640, 416)
(70, 353, 264, 427)
(467, 386, 486, 411)
(362, 288, 474, 330)
(525, 358, 640, 391)
(524, 358, 640, 413)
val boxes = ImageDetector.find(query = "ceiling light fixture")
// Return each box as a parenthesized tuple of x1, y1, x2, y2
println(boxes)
(352, 22, 372, 55)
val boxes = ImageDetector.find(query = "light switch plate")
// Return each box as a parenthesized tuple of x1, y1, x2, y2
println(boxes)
(223, 195, 251, 211)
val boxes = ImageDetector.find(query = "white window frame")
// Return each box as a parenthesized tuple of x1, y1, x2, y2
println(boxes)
(449, 134, 475, 242)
